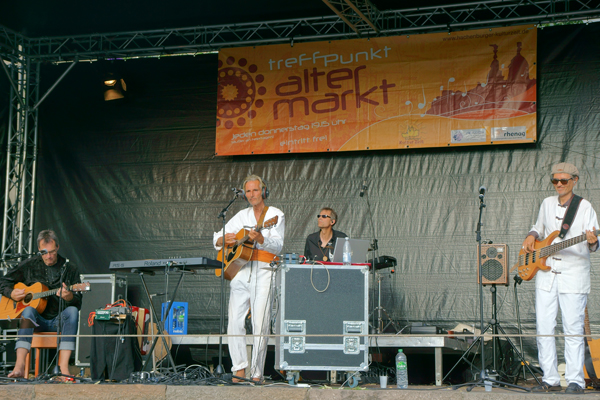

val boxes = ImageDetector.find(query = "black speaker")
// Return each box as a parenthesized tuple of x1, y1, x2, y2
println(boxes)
(477, 244, 509, 285)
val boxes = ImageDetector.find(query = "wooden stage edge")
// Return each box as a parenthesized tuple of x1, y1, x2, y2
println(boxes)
(0, 382, 591, 400)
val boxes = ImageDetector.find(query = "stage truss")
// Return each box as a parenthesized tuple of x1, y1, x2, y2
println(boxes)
(0, 0, 599, 262)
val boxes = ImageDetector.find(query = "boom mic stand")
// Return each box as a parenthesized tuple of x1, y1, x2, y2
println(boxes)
(360, 181, 389, 334)
(52, 258, 69, 377)
(214, 189, 241, 376)
(47, 258, 88, 382)
(446, 188, 531, 391)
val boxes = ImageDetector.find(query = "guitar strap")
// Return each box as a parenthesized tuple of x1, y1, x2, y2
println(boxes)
(257, 206, 269, 230)
(558, 195, 583, 239)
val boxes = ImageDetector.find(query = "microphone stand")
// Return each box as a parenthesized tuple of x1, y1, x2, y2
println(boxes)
(446, 190, 530, 392)
(214, 192, 241, 376)
(52, 258, 69, 377)
(475, 191, 487, 388)
(361, 183, 382, 333)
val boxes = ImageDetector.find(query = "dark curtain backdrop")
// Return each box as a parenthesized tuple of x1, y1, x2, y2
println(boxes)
(28, 23, 600, 363)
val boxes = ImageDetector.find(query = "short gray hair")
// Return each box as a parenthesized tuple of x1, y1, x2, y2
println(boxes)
(37, 230, 59, 247)
(243, 174, 266, 190)
(321, 207, 338, 225)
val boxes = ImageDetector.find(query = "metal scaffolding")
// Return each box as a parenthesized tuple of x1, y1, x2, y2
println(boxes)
(0, 0, 596, 63)
(0, 0, 599, 263)
(0, 48, 40, 265)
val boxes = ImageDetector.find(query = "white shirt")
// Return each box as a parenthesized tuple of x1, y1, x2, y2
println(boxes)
(213, 206, 285, 257)
(530, 195, 598, 293)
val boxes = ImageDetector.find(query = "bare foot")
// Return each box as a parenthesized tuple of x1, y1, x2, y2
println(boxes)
(232, 368, 246, 383)
(8, 368, 25, 378)
(252, 377, 262, 383)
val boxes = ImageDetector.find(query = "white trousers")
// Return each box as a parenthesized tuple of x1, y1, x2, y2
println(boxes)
(536, 280, 587, 387)
(227, 261, 274, 379)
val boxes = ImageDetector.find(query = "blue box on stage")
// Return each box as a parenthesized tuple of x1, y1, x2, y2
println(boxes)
(161, 301, 188, 335)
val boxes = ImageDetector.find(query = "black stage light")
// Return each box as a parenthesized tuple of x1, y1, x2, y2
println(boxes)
(103, 73, 126, 101)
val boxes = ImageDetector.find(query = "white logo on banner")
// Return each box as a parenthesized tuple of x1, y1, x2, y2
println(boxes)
(450, 129, 486, 144)
(492, 126, 527, 140)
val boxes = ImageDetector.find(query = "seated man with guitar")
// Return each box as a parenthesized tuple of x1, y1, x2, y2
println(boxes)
(213, 175, 285, 382)
(521, 163, 598, 394)
(0, 230, 83, 378)
(304, 207, 347, 262)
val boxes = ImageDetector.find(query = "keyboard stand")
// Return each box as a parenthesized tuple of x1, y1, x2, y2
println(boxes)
(131, 264, 194, 373)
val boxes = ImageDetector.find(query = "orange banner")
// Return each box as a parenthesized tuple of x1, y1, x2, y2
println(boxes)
(216, 25, 536, 155)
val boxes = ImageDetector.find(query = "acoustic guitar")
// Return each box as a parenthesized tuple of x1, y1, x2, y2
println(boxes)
(215, 216, 279, 280)
(0, 281, 91, 319)
(511, 229, 600, 281)
(584, 306, 600, 388)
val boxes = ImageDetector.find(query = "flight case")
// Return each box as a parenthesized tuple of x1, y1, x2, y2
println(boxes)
(274, 263, 369, 383)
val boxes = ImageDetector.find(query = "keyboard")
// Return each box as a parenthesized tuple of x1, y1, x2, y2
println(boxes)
(109, 257, 221, 271)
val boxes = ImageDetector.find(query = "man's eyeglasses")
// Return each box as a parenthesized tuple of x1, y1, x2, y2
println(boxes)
(551, 178, 573, 185)
(316, 214, 331, 219)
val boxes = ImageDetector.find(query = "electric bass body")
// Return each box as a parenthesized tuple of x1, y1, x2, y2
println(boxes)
(513, 229, 600, 281)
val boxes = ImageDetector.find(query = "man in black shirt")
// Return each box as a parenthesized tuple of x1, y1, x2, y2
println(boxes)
(304, 208, 347, 262)
(0, 230, 82, 378)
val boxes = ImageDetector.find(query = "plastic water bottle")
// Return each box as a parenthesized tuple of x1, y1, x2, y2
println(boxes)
(343, 237, 352, 265)
(396, 349, 408, 388)
(172, 307, 178, 332)
(177, 306, 185, 331)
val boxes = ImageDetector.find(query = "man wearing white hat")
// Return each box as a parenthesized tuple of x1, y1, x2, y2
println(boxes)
(522, 162, 599, 394)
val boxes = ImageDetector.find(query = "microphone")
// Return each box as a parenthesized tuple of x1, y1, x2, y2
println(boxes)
(359, 180, 368, 197)
(479, 186, 486, 196)
(231, 187, 244, 196)
(38, 249, 48, 256)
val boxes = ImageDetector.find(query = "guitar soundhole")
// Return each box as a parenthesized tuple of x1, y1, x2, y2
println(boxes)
(226, 248, 236, 262)
(23, 293, 33, 304)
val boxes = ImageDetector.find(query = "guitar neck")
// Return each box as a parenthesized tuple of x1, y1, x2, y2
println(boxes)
(235, 225, 265, 247)
(33, 285, 75, 300)
(542, 229, 600, 258)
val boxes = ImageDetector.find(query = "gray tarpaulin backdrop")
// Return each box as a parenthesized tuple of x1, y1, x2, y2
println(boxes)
(11, 23, 600, 367)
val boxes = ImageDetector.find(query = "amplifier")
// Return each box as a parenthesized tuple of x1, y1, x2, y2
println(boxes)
(76, 274, 127, 366)
(410, 323, 441, 335)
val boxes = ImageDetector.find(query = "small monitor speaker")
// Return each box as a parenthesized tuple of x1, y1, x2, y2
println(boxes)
(477, 244, 509, 285)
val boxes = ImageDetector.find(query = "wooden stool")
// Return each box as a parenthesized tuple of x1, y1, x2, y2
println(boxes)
(24, 332, 58, 377)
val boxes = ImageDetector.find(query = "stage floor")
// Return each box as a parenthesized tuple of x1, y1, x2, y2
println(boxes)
(0, 382, 596, 400)
(171, 334, 474, 386)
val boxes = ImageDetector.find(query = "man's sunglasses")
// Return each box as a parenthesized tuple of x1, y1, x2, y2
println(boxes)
(551, 178, 573, 185)
(316, 214, 331, 219)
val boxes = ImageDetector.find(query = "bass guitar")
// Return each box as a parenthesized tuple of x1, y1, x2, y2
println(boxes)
(0, 281, 91, 319)
(512, 229, 600, 281)
(215, 216, 279, 281)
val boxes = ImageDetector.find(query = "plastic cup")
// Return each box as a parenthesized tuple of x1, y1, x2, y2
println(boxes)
(379, 375, 387, 388)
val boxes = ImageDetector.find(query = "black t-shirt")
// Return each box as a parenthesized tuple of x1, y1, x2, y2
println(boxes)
(304, 229, 347, 261)
(0, 254, 82, 319)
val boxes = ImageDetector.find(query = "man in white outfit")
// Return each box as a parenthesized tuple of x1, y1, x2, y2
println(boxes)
(214, 175, 285, 382)
(522, 162, 598, 394)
